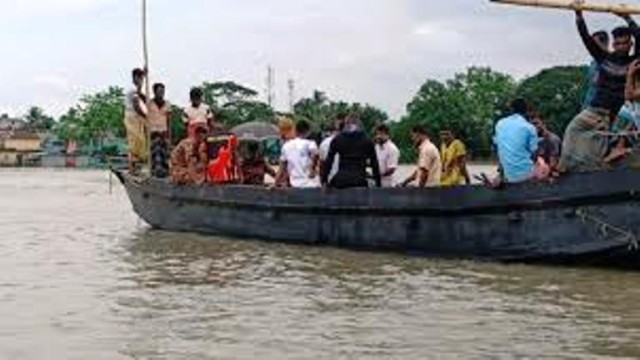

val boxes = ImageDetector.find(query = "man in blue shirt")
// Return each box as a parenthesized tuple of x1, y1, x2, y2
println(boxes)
(494, 99, 539, 183)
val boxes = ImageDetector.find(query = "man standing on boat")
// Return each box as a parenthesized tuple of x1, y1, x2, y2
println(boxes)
(322, 115, 381, 189)
(493, 99, 539, 183)
(147, 83, 171, 178)
(440, 130, 471, 187)
(184, 87, 214, 137)
(560, 7, 640, 172)
(124, 68, 148, 174)
(277, 120, 320, 188)
(400, 126, 441, 188)
(374, 124, 400, 188)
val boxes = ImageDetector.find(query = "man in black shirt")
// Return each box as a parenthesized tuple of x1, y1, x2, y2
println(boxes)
(560, 9, 640, 173)
(321, 116, 381, 189)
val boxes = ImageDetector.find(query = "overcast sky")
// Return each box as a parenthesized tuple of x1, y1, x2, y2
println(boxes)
(0, 0, 631, 119)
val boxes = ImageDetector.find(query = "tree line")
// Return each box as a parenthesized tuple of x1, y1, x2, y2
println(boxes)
(21, 65, 588, 161)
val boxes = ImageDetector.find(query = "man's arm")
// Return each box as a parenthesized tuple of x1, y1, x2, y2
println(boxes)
(626, 60, 640, 100)
(133, 95, 147, 119)
(275, 146, 289, 187)
(382, 146, 400, 178)
(576, 11, 607, 61)
(321, 142, 337, 186)
(528, 126, 540, 157)
(458, 155, 471, 185)
(368, 141, 382, 188)
(401, 170, 417, 188)
(417, 168, 430, 188)
(275, 162, 289, 188)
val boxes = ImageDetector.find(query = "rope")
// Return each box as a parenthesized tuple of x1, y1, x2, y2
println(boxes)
(595, 130, 640, 138)
(576, 208, 639, 250)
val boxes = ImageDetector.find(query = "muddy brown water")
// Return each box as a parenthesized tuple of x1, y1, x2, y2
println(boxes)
(0, 169, 638, 359)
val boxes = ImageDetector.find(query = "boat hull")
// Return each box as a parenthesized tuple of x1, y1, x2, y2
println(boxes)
(115, 169, 640, 268)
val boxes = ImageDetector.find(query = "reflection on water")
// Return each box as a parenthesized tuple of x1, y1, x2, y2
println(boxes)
(0, 169, 639, 359)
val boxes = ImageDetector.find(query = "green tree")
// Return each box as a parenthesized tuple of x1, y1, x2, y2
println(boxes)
(78, 86, 126, 143)
(25, 106, 55, 131)
(197, 81, 274, 128)
(394, 67, 517, 161)
(293, 91, 389, 133)
(54, 107, 86, 143)
(516, 65, 588, 135)
(54, 87, 125, 146)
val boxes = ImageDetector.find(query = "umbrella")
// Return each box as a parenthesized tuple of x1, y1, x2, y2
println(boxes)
(231, 122, 280, 140)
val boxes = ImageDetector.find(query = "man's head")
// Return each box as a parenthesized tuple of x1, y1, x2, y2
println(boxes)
(612, 26, 634, 55)
(375, 124, 391, 145)
(531, 112, 547, 135)
(592, 30, 610, 52)
(278, 116, 295, 140)
(440, 130, 454, 146)
(296, 120, 311, 139)
(343, 114, 362, 133)
(190, 87, 203, 107)
(153, 83, 166, 100)
(132, 68, 145, 88)
(410, 125, 429, 147)
(510, 98, 529, 117)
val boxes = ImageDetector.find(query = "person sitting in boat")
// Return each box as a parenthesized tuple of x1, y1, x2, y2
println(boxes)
(183, 87, 214, 138)
(560, 9, 640, 173)
(123, 68, 148, 175)
(170, 124, 208, 185)
(148, 83, 172, 178)
(374, 124, 400, 188)
(440, 130, 471, 187)
(322, 115, 381, 189)
(276, 120, 320, 188)
(207, 135, 240, 184)
(493, 99, 540, 183)
(239, 140, 277, 186)
(532, 113, 562, 177)
(400, 126, 441, 188)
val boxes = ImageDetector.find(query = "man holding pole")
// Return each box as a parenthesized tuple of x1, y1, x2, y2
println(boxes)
(559, 6, 640, 172)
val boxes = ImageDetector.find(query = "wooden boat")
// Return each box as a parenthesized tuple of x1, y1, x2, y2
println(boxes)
(114, 168, 640, 268)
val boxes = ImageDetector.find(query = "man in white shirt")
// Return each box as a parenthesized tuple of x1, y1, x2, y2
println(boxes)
(374, 124, 400, 188)
(184, 87, 213, 137)
(319, 118, 345, 184)
(277, 120, 320, 188)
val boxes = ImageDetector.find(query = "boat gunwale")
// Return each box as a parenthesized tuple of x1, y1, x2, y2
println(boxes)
(117, 170, 640, 217)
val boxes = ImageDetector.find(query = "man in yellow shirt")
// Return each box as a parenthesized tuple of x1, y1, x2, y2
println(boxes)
(440, 130, 471, 187)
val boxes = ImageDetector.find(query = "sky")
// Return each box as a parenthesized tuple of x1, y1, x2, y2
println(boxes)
(0, 0, 631, 119)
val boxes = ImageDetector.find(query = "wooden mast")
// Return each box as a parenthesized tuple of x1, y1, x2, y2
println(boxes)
(142, 0, 150, 98)
(490, 0, 640, 14)
(142, 0, 152, 169)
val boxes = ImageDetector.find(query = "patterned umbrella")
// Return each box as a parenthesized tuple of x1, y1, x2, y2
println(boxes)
(231, 122, 280, 140)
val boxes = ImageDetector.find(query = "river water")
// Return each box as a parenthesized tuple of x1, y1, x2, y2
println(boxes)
(0, 169, 639, 359)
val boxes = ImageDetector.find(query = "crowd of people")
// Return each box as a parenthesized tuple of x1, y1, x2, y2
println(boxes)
(121, 9, 640, 190)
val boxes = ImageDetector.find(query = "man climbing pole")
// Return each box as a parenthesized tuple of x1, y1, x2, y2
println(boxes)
(559, 4, 640, 172)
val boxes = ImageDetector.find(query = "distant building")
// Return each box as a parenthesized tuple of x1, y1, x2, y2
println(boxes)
(0, 114, 27, 138)
(0, 130, 42, 167)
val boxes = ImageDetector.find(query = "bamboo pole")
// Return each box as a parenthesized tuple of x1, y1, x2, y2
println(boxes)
(142, 0, 152, 170)
(490, 0, 640, 14)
